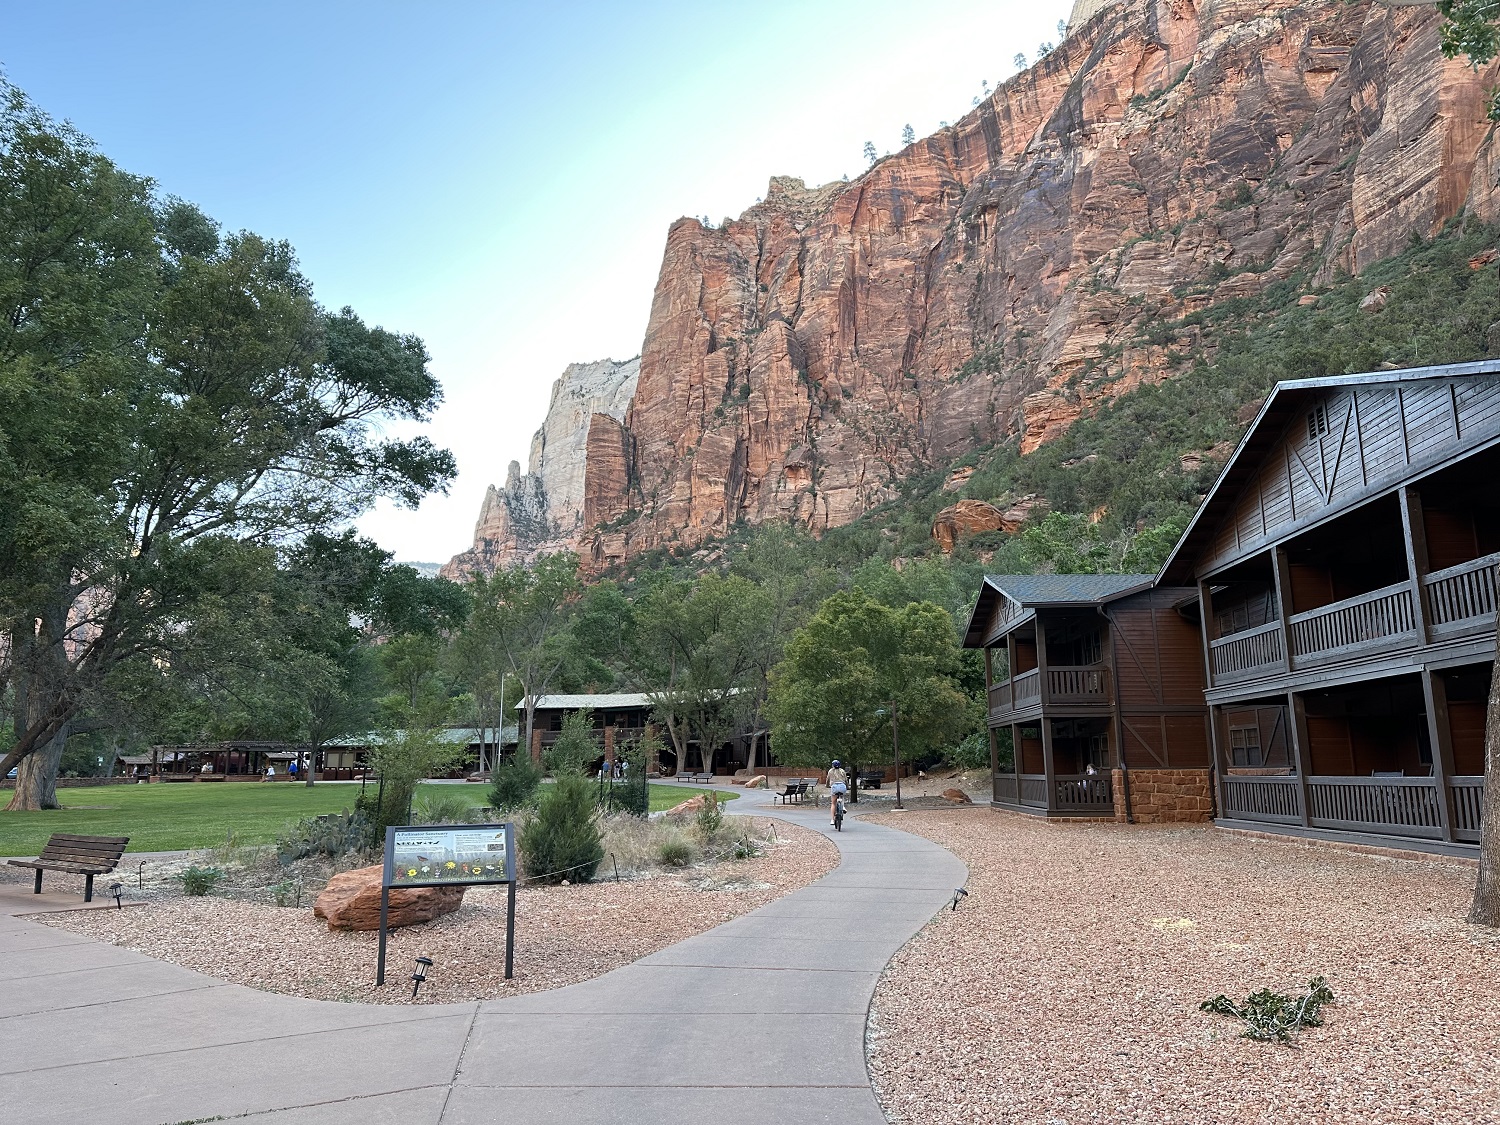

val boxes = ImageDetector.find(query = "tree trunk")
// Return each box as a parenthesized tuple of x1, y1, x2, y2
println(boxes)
(1469, 644, 1500, 926)
(6, 720, 70, 811)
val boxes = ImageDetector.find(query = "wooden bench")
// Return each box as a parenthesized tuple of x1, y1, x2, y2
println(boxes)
(7, 834, 129, 902)
(774, 778, 812, 805)
(858, 770, 885, 789)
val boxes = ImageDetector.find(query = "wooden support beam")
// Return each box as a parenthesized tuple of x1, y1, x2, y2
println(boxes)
(1421, 667, 1457, 843)
(1041, 717, 1058, 815)
(1399, 485, 1432, 646)
(1287, 691, 1313, 828)
(1271, 547, 1295, 673)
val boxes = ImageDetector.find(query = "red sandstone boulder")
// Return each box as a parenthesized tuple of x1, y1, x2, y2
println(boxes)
(742, 775, 768, 789)
(313, 865, 466, 932)
(666, 794, 716, 816)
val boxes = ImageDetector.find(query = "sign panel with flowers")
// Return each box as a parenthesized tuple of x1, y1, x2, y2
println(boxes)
(383, 823, 515, 888)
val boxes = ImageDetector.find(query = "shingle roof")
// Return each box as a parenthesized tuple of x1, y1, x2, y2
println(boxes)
(983, 573, 1155, 606)
(518, 693, 656, 711)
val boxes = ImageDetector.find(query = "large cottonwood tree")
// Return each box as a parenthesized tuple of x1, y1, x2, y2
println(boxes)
(0, 85, 454, 808)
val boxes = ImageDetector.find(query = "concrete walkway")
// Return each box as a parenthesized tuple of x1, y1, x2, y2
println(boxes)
(0, 785, 965, 1125)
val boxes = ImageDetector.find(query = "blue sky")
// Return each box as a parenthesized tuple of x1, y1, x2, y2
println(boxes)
(5, 0, 1073, 562)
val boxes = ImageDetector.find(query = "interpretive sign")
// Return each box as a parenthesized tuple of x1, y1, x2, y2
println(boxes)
(375, 821, 517, 987)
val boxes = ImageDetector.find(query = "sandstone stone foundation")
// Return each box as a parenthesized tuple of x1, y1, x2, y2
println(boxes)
(1112, 767, 1213, 824)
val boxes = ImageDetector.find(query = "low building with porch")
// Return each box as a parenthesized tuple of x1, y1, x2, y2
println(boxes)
(519, 693, 763, 776)
(965, 575, 1212, 821)
(1160, 361, 1498, 855)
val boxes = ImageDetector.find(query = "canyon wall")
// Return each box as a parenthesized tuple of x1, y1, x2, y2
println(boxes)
(450, 0, 1500, 575)
(441, 357, 638, 578)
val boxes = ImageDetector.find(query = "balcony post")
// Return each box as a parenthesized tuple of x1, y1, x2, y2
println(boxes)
(1040, 718, 1058, 815)
(1420, 667, 1457, 842)
(1399, 485, 1432, 646)
(983, 646, 993, 693)
(1196, 579, 1216, 689)
(1036, 615, 1050, 707)
(1286, 691, 1313, 828)
(1271, 548, 1296, 672)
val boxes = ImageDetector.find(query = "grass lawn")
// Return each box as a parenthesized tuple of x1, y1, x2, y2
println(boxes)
(0, 780, 734, 856)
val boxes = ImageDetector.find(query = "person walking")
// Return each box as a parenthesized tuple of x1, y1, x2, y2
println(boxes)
(826, 759, 849, 825)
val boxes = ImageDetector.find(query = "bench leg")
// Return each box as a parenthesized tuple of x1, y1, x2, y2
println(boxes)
(34, 868, 42, 894)
(84, 874, 94, 903)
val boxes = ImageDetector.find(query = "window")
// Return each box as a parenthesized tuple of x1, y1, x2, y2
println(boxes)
(1229, 725, 1264, 767)
(1307, 403, 1328, 441)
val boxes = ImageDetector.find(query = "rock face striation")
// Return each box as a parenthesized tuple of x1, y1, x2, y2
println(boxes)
(452, 0, 1500, 574)
(442, 358, 638, 578)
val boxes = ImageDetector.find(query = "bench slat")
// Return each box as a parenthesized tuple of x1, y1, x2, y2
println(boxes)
(8, 860, 115, 874)
(45, 834, 129, 845)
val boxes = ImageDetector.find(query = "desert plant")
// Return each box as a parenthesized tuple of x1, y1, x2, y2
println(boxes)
(178, 866, 224, 896)
(489, 751, 543, 811)
(270, 878, 302, 907)
(1201, 976, 1335, 1043)
(695, 791, 724, 840)
(520, 770, 604, 883)
(276, 810, 371, 863)
(411, 789, 477, 825)
(544, 709, 600, 776)
(657, 833, 694, 868)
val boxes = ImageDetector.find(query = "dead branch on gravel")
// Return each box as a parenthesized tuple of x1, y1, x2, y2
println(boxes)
(1200, 976, 1336, 1044)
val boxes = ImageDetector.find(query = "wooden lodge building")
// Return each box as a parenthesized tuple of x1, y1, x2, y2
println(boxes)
(965, 575, 1213, 823)
(967, 360, 1499, 855)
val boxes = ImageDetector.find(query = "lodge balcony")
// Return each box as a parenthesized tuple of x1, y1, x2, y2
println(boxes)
(987, 664, 1113, 723)
(1218, 772, 1484, 846)
(1209, 552, 1498, 686)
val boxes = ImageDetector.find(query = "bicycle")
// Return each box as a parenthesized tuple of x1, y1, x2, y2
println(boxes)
(833, 792, 847, 831)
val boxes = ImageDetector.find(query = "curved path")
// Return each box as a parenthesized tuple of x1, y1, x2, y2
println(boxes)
(0, 786, 964, 1125)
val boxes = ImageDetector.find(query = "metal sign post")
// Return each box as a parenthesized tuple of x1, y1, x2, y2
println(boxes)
(375, 821, 517, 988)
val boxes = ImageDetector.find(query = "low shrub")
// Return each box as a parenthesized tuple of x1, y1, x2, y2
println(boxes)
(695, 792, 724, 840)
(412, 790, 478, 825)
(489, 753, 543, 811)
(270, 878, 302, 907)
(520, 771, 603, 883)
(276, 810, 371, 863)
(657, 834, 694, 868)
(179, 866, 224, 896)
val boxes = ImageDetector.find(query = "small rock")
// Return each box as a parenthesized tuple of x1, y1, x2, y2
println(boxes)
(313, 865, 466, 932)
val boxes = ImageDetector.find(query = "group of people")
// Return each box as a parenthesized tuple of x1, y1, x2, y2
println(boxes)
(597, 757, 630, 781)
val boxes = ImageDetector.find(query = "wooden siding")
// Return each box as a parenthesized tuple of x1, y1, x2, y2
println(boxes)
(1108, 588, 1209, 770)
(1196, 375, 1500, 576)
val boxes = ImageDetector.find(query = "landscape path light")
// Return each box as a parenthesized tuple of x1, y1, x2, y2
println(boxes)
(411, 956, 434, 999)
(109, 882, 124, 910)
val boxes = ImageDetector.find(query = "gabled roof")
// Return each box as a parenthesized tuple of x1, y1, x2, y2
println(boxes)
(962, 573, 1154, 647)
(1158, 359, 1500, 583)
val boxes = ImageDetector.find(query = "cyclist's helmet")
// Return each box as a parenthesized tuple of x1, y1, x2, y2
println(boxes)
(831, 760, 842, 767)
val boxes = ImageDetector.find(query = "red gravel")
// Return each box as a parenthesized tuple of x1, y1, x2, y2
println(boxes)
(866, 809, 1500, 1125)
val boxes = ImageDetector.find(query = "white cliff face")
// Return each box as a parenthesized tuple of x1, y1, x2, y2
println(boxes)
(441, 357, 639, 578)
(1066, 0, 1117, 35)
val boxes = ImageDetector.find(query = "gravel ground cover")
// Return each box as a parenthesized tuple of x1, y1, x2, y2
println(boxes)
(865, 808, 1500, 1125)
(36, 816, 836, 1005)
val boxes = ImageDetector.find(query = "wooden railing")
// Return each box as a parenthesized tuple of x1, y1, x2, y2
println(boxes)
(1019, 774, 1048, 807)
(1220, 774, 1302, 823)
(1012, 668, 1042, 705)
(1423, 553, 1500, 638)
(1046, 665, 1111, 704)
(1210, 622, 1284, 682)
(988, 680, 1011, 715)
(1306, 776, 1442, 839)
(1451, 776, 1485, 843)
(1288, 581, 1416, 661)
(1054, 773, 1113, 811)
(994, 774, 1019, 804)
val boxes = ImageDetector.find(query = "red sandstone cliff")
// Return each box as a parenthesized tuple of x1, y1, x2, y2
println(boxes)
(451, 0, 1500, 574)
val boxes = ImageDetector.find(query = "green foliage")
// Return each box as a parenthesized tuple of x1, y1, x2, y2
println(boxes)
(1201, 977, 1335, 1043)
(695, 791, 725, 839)
(275, 810, 370, 863)
(944, 732, 991, 771)
(489, 752, 544, 811)
(544, 709, 599, 776)
(411, 789, 478, 826)
(521, 771, 604, 883)
(656, 834, 694, 867)
(178, 866, 224, 896)
(767, 589, 969, 780)
(270, 878, 302, 908)
(364, 727, 469, 838)
(600, 744, 649, 816)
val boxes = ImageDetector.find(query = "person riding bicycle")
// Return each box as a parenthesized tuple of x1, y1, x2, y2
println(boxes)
(827, 759, 849, 825)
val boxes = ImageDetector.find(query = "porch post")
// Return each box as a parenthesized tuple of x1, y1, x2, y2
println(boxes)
(1399, 485, 1432, 646)
(1207, 704, 1226, 819)
(1420, 667, 1457, 842)
(1287, 691, 1313, 828)
(1035, 616, 1050, 706)
(987, 725, 1000, 803)
(1271, 548, 1295, 672)
(1196, 579, 1217, 689)
(1041, 718, 1058, 814)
